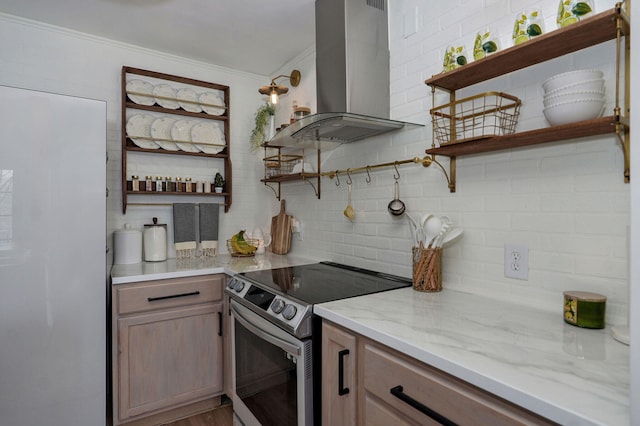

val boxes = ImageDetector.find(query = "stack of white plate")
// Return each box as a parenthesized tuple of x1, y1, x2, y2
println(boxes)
(542, 69, 605, 126)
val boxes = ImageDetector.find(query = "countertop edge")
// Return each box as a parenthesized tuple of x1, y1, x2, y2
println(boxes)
(110, 254, 320, 284)
(111, 266, 228, 284)
(314, 302, 609, 426)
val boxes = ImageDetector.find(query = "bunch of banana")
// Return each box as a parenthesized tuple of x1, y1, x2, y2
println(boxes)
(230, 230, 257, 255)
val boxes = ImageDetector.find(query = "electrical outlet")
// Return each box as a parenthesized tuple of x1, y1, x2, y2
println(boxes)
(504, 244, 529, 280)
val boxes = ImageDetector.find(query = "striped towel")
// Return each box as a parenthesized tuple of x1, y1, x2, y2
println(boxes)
(172, 203, 196, 258)
(199, 203, 219, 256)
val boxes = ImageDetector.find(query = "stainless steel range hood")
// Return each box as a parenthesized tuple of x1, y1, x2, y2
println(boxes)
(268, 0, 421, 148)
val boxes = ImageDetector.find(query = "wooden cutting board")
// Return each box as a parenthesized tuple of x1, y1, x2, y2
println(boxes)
(270, 199, 292, 255)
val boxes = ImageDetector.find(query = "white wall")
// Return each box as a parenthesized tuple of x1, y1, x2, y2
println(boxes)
(0, 0, 635, 421)
(275, 0, 635, 420)
(3, 6, 628, 321)
(0, 13, 276, 260)
(275, 0, 630, 326)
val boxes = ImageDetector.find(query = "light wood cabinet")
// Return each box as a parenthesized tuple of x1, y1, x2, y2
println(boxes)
(321, 321, 357, 426)
(112, 275, 225, 425)
(322, 320, 556, 426)
(360, 339, 555, 426)
(222, 291, 233, 399)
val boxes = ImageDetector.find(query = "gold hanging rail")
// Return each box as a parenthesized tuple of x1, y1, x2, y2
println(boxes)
(320, 155, 452, 189)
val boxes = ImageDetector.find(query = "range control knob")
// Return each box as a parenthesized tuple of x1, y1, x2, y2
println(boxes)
(282, 304, 297, 320)
(271, 299, 285, 314)
(233, 280, 245, 292)
(226, 278, 236, 289)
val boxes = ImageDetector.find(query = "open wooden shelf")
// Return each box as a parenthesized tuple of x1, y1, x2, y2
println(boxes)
(125, 142, 229, 158)
(426, 116, 622, 157)
(121, 66, 232, 213)
(424, 4, 630, 192)
(260, 172, 321, 183)
(260, 143, 322, 199)
(125, 191, 228, 196)
(125, 101, 229, 122)
(425, 7, 629, 92)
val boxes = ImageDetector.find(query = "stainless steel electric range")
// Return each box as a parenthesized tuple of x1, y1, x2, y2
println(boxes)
(225, 261, 411, 426)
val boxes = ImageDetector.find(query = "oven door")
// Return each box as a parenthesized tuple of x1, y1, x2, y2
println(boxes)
(230, 299, 313, 426)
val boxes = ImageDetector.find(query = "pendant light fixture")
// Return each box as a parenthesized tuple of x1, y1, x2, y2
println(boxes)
(258, 70, 301, 104)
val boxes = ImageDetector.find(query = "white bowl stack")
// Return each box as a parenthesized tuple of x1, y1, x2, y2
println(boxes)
(542, 69, 605, 126)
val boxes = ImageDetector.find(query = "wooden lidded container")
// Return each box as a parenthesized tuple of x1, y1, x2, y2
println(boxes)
(563, 291, 606, 329)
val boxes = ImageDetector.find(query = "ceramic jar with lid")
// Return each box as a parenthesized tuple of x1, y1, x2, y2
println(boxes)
(143, 217, 167, 262)
(563, 291, 606, 329)
(114, 223, 142, 264)
(293, 106, 311, 121)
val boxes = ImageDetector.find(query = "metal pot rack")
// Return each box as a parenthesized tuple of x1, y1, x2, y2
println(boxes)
(261, 150, 452, 200)
(321, 156, 451, 189)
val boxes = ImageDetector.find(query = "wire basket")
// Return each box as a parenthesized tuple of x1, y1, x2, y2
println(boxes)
(430, 91, 521, 145)
(226, 238, 260, 257)
(263, 154, 303, 177)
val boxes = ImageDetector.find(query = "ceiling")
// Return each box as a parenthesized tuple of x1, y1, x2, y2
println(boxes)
(0, 0, 316, 76)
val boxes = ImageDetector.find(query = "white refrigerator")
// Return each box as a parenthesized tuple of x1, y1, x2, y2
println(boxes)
(0, 85, 106, 425)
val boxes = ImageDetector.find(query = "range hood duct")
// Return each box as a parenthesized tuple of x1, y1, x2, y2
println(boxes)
(268, 0, 421, 148)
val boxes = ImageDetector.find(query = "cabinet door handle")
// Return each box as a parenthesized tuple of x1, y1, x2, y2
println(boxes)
(147, 290, 200, 302)
(390, 385, 457, 426)
(218, 311, 223, 336)
(338, 349, 350, 396)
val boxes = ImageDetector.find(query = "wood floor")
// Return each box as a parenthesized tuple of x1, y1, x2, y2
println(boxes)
(162, 404, 233, 426)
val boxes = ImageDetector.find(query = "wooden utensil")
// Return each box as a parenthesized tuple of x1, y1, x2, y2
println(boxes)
(270, 199, 293, 254)
(344, 183, 355, 221)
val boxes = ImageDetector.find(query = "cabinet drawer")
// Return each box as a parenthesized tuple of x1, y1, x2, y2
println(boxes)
(361, 340, 555, 426)
(116, 274, 224, 315)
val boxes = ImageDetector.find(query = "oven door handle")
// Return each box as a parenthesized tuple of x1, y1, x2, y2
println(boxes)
(231, 303, 301, 357)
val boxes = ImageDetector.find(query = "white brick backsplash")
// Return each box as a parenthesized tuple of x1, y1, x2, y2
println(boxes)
(1, 0, 630, 325)
(511, 213, 575, 233)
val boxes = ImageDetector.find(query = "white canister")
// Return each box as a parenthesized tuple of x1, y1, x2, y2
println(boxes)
(143, 217, 167, 262)
(114, 224, 142, 264)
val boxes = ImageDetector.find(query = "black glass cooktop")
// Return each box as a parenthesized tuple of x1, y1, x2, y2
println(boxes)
(240, 261, 411, 305)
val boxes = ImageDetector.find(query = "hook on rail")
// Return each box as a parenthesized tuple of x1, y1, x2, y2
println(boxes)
(365, 166, 372, 184)
(346, 169, 353, 185)
(334, 171, 341, 187)
(393, 162, 400, 181)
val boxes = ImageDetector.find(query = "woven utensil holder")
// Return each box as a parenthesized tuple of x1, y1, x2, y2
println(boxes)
(412, 246, 442, 292)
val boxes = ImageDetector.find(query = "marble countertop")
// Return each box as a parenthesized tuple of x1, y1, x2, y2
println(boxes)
(110, 253, 318, 284)
(112, 258, 629, 425)
(315, 287, 629, 426)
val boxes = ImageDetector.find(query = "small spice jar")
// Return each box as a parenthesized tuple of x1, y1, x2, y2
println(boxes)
(175, 177, 183, 192)
(155, 176, 163, 192)
(165, 176, 174, 192)
(145, 175, 154, 192)
(131, 175, 139, 192)
(185, 177, 193, 193)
